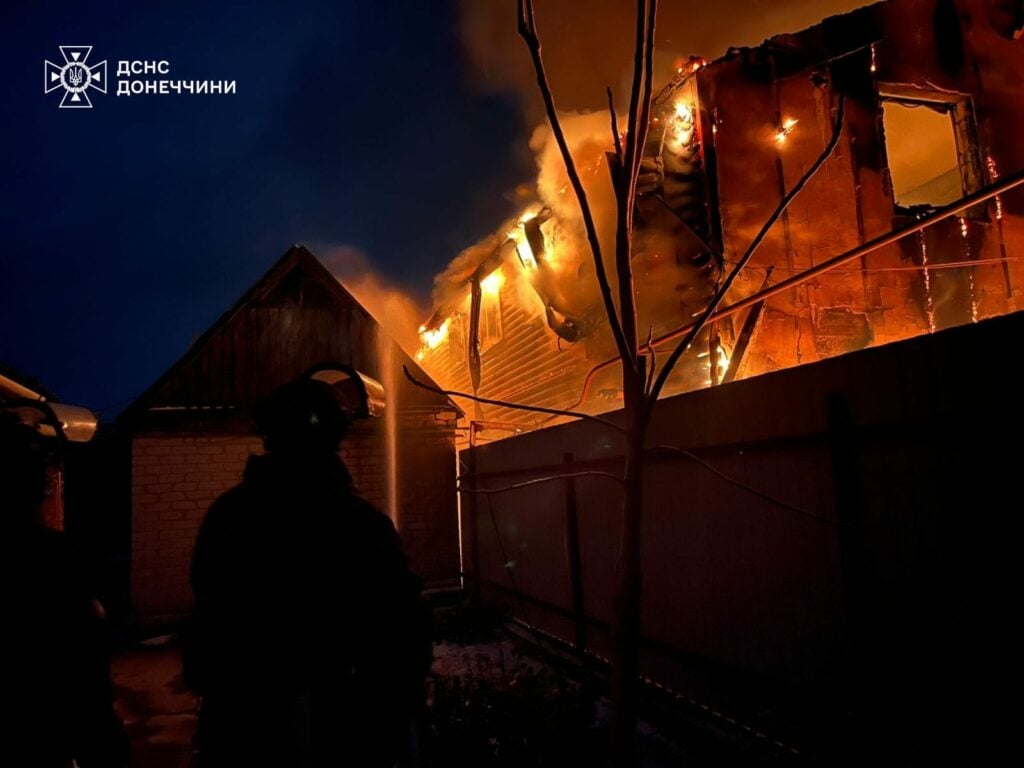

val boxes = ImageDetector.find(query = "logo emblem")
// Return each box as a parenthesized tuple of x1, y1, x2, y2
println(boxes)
(44, 46, 107, 108)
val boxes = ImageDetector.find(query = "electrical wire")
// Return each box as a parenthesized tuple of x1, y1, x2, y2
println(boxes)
(652, 445, 849, 526)
(457, 470, 623, 496)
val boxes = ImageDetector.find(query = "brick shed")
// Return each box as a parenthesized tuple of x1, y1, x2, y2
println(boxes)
(121, 246, 461, 622)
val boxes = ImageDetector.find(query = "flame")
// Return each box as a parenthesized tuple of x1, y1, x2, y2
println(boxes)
(481, 268, 505, 296)
(518, 209, 539, 226)
(986, 155, 1004, 220)
(516, 239, 538, 270)
(508, 210, 542, 271)
(703, 344, 731, 377)
(419, 318, 450, 351)
(717, 344, 730, 376)
(673, 56, 706, 76)
(774, 117, 799, 144)
(665, 100, 696, 155)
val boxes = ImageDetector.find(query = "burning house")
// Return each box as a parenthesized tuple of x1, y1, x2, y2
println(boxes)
(432, 2, 1024, 753)
(121, 246, 461, 621)
(417, 0, 1024, 443)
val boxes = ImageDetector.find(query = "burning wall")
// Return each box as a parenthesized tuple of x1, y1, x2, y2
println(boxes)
(418, 0, 1024, 441)
(706, 0, 1024, 376)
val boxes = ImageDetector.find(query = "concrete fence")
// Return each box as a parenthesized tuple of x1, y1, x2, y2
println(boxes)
(460, 311, 1024, 748)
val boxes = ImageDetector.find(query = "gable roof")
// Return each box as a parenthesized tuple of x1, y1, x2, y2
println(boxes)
(121, 245, 456, 424)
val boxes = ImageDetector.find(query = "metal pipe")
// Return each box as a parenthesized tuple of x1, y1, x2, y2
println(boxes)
(0, 373, 44, 402)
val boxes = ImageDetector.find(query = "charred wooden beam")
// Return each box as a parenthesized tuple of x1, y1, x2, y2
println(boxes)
(722, 267, 774, 384)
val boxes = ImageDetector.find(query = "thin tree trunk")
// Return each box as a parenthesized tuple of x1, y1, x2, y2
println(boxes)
(609, 366, 648, 766)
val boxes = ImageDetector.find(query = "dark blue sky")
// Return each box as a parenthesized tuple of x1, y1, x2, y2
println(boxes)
(1, 1, 531, 413)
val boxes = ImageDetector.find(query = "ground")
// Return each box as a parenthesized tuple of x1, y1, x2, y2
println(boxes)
(111, 606, 789, 767)
(112, 640, 195, 768)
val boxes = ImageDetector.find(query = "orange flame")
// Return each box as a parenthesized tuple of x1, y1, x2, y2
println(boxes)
(665, 100, 696, 155)
(774, 117, 799, 144)
(419, 318, 450, 352)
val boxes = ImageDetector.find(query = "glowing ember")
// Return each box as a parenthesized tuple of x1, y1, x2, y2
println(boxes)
(957, 217, 978, 323)
(918, 231, 936, 334)
(870, 43, 877, 73)
(674, 57, 706, 76)
(774, 118, 799, 144)
(986, 155, 1004, 220)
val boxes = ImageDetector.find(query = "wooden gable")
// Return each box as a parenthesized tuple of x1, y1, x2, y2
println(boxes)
(122, 245, 452, 426)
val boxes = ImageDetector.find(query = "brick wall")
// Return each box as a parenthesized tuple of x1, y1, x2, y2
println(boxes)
(41, 467, 64, 530)
(339, 427, 387, 514)
(397, 409, 460, 586)
(131, 420, 460, 621)
(131, 434, 263, 620)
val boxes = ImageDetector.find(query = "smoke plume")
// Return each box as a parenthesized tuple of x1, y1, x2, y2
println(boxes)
(441, 0, 876, 286)
(320, 245, 427, 360)
(458, 1, 875, 122)
(429, 2, 879, 339)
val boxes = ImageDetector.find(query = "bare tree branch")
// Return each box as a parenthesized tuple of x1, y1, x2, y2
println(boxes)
(608, 11, 659, 760)
(517, 0, 632, 365)
(403, 365, 626, 433)
(646, 93, 847, 409)
(629, 0, 658, 218)
(644, 327, 656, 396)
(607, 87, 623, 166)
(612, 0, 658, 371)
(458, 470, 625, 495)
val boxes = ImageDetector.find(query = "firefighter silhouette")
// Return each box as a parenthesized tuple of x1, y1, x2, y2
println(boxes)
(184, 368, 431, 767)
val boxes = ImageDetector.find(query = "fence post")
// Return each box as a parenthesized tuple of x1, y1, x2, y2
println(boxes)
(563, 452, 587, 652)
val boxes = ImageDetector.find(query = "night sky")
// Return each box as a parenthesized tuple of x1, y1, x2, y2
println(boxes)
(1, 1, 531, 413)
(1, 1, 867, 415)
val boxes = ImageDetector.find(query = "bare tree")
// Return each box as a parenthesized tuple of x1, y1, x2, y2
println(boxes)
(407, 1, 846, 763)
